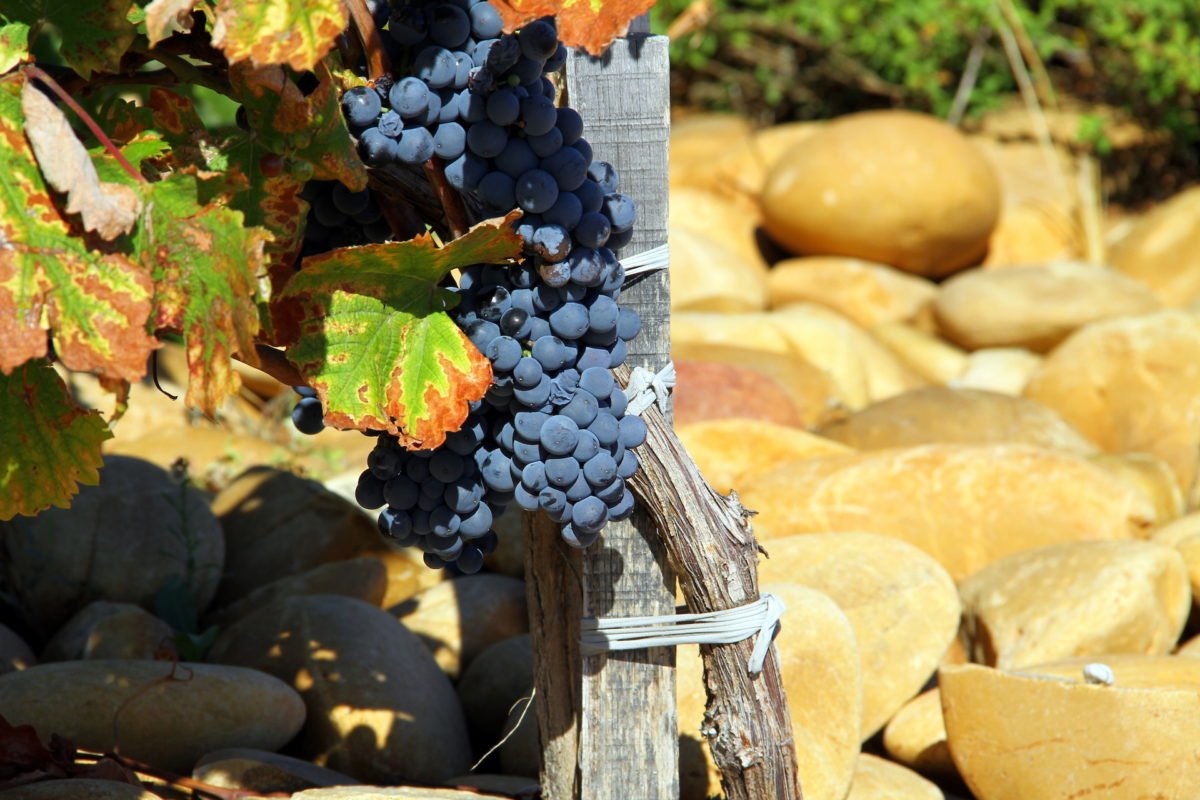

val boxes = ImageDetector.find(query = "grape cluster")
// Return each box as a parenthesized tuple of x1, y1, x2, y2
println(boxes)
(299, 180, 392, 258)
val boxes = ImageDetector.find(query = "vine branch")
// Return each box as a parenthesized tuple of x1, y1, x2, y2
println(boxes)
(346, 0, 393, 81)
(425, 158, 471, 239)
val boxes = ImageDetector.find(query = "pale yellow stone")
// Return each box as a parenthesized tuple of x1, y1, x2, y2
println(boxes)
(934, 262, 1160, 352)
(678, 583, 862, 800)
(193, 748, 358, 793)
(846, 754, 944, 800)
(983, 203, 1081, 268)
(204, 556, 390, 627)
(670, 114, 756, 199)
(374, 548, 446, 608)
(42, 601, 175, 661)
(1024, 310, 1200, 501)
(671, 187, 767, 270)
(767, 257, 936, 328)
(752, 122, 826, 180)
(670, 225, 768, 313)
(817, 387, 1097, 456)
(959, 541, 1190, 668)
(1109, 185, 1200, 306)
(882, 690, 954, 778)
(949, 347, 1042, 395)
(941, 659, 1200, 800)
(1152, 511, 1200, 548)
(740, 444, 1155, 580)
(679, 420, 851, 494)
(758, 533, 960, 738)
(1089, 452, 1184, 526)
(870, 323, 969, 385)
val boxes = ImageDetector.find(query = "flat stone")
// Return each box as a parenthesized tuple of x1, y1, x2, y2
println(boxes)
(758, 533, 959, 738)
(1089, 452, 1184, 526)
(193, 747, 359, 792)
(1109, 185, 1200, 306)
(207, 595, 470, 784)
(767, 257, 936, 328)
(679, 583, 861, 800)
(204, 556, 389, 627)
(934, 262, 1159, 352)
(762, 110, 1000, 276)
(0, 623, 35, 675)
(882, 690, 954, 778)
(42, 601, 175, 662)
(948, 347, 1042, 395)
(674, 360, 807, 429)
(941, 658, 1200, 800)
(671, 187, 769, 279)
(0, 660, 304, 773)
(846, 754, 944, 800)
(0, 779, 163, 799)
(740, 444, 1154, 580)
(870, 323, 969, 385)
(1024, 310, 1200, 502)
(679, 419, 851, 495)
(456, 634, 532, 753)
(390, 575, 527, 679)
(817, 387, 1097, 456)
(0, 455, 224, 636)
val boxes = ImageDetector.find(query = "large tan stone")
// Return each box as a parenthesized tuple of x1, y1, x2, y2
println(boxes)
(678, 584, 861, 800)
(752, 122, 825, 180)
(941, 658, 1200, 800)
(671, 187, 768, 272)
(1024, 310, 1200, 499)
(1109, 186, 1200, 306)
(767, 257, 936, 328)
(670, 225, 767, 313)
(817, 387, 1097, 456)
(204, 556, 390, 627)
(193, 748, 358, 793)
(959, 541, 1190, 669)
(208, 595, 470, 784)
(762, 111, 1001, 277)
(758, 534, 959, 738)
(983, 204, 1081, 269)
(870, 323, 969, 385)
(390, 575, 527, 679)
(846, 754, 944, 800)
(674, 360, 806, 429)
(210, 467, 382, 606)
(0, 780, 162, 799)
(949, 348, 1042, 395)
(679, 420, 851, 495)
(42, 601, 175, 662)
(0, 661, 304, 773)
(1090, 452, 1184, 526)
(670, 113, 756, 198)
(0, 624, 34, 676)
(740, 444, 1155, 580)
(934, 262, 1160, 352)
(883, 690, 954, 778)
(1153, 512, 1200, 548)
(0, 456, 224, 635)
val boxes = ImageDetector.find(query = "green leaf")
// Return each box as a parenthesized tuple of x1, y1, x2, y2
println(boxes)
(0, 21, 29, 74)
(134, 174, 267, 417)
(0, 359, 112, 521)
(0, 73, 157, 382)
(212, 0, 347, 72)
(282, 217, 524, 448)
(0, 0, 135, 78)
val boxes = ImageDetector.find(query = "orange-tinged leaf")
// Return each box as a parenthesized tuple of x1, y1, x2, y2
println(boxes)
(282, 214, 524, 448)
(2, 0, 135, 78)
(492, 0, 653, 55)
(0, 74, 156, 382)
(0, 360, 112, 521)
(144, 0, 197, 45)
(212, 0, 347, 72)
(0, 22, 30, 74)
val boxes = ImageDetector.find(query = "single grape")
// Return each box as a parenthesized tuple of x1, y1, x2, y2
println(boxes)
(478, 171, 516, 210)
(519, 19, 558, 60)
(541, 147, 588, 191)
(619, 414, 647, 448)
(603, 193, 637, 232)
(572, 495, 608, 533)
(574, 212, 611, 248)
(485, 335, 523, 372)
(556, 107, 584, 145)
(549, 302, 589, 339)
(397, 127, 436, 163)
(291, 396, 325, 434)
(515, 169, 558, 214)
(540, 415, 580, 456)
(467, 120, 508, 158)
(545, 457, 580, 488)
(445, 152, 489, 192)
(520, 93, 557, 136)
(531, 224, 572, 263)
(528, 127, 564, 158)
(487, 88, 521, 126)
(429, 3, 471, 48)
(583, 451, 618, 487)
(356, 470, 387, 509)
(390, 77, 431, 118)
(416, 46, 458, 88)
(543, 191, 582, 229)
(470, 2, 503, 38)
(496, 138, 539, 178)
(434, 122, 466, 160)
(588, 161, 619, 193)
(341, 86, 382, 129)
(616, 307, 642, 340)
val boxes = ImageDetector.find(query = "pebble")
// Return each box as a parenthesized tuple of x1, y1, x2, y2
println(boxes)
(678, 419, 851, 495)
(0, 779, 163, 799)
(671, 224, 768, 312)
(391, 575, 528, 679)
(761, 110, 1001, 276)
(0, 660, 304, 773)
(846, 753, 944, 800)
(204, 556, 389, 627)
(758, 533, 960, 738)
(674, 360, 808, 429)
(193, 747, 359, 793)
(948, 347, 1042, 395)
(767, 257, 937, 328)
(42, 601, 175, 662)
(740, 444, 1155, 580)
(207, 595, 471, 784)
(0, 623, 35, 675)
(456, 633, 533, 753)
(817, 387, 1097, 456)
(1089, 452, 1185, 526)
(0, 455, 224, 636)
(1109, 185, 1200, 306)
(869, 323, 969, 385)
(882, 689, 954, 778)
(671, 186, 769, 272)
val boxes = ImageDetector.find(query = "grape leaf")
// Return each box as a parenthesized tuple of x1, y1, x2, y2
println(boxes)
(0, 0, 135, 78)
(491, 0, 653, 55)
(0, 74, 156, 382)
(0, 360, 112, 521)
(0, 21, 29, 74)
(144, 0, 196, 45)
(135, 174, 266, 416)
(212, 0, 347, 72)
(282, 217, 523, 448)
(20, 80, 141, 240)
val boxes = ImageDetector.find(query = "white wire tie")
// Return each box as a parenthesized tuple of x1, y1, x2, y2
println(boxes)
(624, 361, 675, 417)
(580, 593, 785, 675)
(622, 243, 669, 277)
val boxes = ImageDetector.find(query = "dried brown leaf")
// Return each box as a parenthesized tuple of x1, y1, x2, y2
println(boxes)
(144, 0, 198, 45)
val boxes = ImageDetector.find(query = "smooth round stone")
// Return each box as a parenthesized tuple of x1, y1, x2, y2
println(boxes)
(1024, 310, 1200, 503)
(1089, 452, 1184, 527)
(498, 691, 539, 778)
(670, 224, 767, 312)
(669, 114, 757, 199)
(941, 657, 1200, 800)
(1152, 511, 1200, 548)
(948, 347, 1042, 396)
(205, 556, 389, 627)
(846, 753, 944, 800)
(42, 601, 175, 662)
(870, 323, 969, 386)
(456, 633, 532, 751)
(0, 779, 163, 798)
(0, 623, 35, 675)
(0, 456, 223, 635)
(883, 689, 955, 778)
(818, 387, 1097, 456)
(678, 584, 861, 800)
(374, 547, 447, 609)
(740, 444, 1155, 580)
(210, 467, 383, 606)
(193, 748, 359, 793)
(391, 575, 527, 679)
(934, 262, 1160, 352)
(758, 533, 960, 739)
(679, 420, 851, 495)
(959, 541, 1190, 669)
(762, 110, 1000, 277)
(1109, 185, 1200, 306)
(0, 661, 304, 773)
(767, 257, 936, 328)
(674, 360, 808, 429)
(671, 187, 769, 278)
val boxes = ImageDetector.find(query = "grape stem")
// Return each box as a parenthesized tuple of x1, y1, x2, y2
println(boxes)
(425, 158, 471, 239)
(238, 344, 306, 388)
(345, 0, 392, 82)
